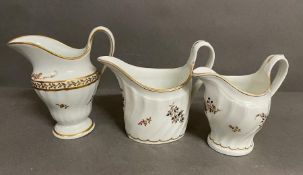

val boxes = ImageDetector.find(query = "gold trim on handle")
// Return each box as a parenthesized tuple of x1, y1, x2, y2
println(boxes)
(32, 71, 100, 91)
(87, 26, 115, 57)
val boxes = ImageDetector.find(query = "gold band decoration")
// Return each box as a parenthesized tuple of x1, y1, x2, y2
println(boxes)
(53, 122, 95, 137)
(32, 71, 99, 91)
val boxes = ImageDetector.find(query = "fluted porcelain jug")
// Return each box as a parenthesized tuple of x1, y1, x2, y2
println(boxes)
(193, 55, 289, 156)
(98, 41, 215, 144)
(8, 26, 115, 139)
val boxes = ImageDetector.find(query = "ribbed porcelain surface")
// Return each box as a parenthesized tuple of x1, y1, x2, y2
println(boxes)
(99, 40, 216, 144)
(8, 26, 115, 139)
(194, 54, 289, 156)
(121, 76, 191, 144)
(204, 81, 271, 156)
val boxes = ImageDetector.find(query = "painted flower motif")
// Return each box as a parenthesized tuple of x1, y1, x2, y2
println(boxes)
(229, 125, 241, 132)
(31, 72, 56, 80)
(56, 104, 69, 109)
(256, 113, 268, 128)
(166, 104, 184, 124)
(204, 97, 220, 114)
(138, 117, 152, 126)
(31, 73, 43, 80)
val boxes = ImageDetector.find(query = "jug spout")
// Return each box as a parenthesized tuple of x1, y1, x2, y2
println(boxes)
(8, 26, 115, 72)
(193, 66, 269, 98)
(7, 35, 92, 74)
(97, 56, 131, 89)
(193, 67, 232, 96)
(7, 35, 88, 65)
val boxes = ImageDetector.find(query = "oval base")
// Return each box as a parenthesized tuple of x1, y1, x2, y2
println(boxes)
(207, 135, 254, 156)
(53, 120, 95, 139)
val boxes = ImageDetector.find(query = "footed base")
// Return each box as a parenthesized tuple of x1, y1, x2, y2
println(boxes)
(127, 134, 184, 144)
(53, 119, 95, 139)
(207, 135, 254, 156)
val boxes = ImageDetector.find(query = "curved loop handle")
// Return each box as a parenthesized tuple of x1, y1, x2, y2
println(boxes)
(260, 54, 289, 96)
(188, 40, 215, 103)
(187, 40, 215, 69)
(87, 26, 115, 75)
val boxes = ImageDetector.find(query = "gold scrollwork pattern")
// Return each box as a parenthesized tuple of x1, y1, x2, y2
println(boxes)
(32, 71, 99, 91)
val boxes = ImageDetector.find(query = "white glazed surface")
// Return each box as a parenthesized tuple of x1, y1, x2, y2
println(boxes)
(203, 81, 271, 156)
(98, 40, 215, 144)
(36, 80, 99, 139)
(8, 26, 115, 139)
(193, 55, 289, 156)
(123, 79, 192, 143)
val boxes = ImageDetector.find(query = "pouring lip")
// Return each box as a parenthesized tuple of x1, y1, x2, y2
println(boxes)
(7, 35, 89, 60)
(193, 72, 271, 97)
(100, 59, 192, 93)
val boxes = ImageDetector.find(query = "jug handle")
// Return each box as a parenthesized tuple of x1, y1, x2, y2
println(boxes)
(259, 55, 289, 97)
(87, 26, 115, 75)
(187, 41, 215, 102)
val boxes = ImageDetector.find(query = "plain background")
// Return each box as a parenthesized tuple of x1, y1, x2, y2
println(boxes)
(0, 0, 302, 92)
(0, 1, 303, 174)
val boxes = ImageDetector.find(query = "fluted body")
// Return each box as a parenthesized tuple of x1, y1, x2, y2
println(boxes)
(120, 71, 192, 143)
(8, 26, 115, 139)
(203, 78, 271, 156)
(193, 55, 289, 156)
(98, 40, 215, 144)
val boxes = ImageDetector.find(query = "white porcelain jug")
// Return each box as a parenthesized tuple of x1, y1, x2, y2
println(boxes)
(193, 55, 289, 156)
(98, 41, 215, 144)
(8, 26, 115, 139)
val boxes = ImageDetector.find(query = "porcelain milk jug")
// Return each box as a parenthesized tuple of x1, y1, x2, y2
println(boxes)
(8, 26, 115, 139)
(98, 40, 215, 144)
(193, 55, 289, 156)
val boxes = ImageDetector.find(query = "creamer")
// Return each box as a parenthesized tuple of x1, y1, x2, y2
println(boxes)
(8, 26, 115, 139)
(193, 55, 289, 156)
(98, 41, 215, 144)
